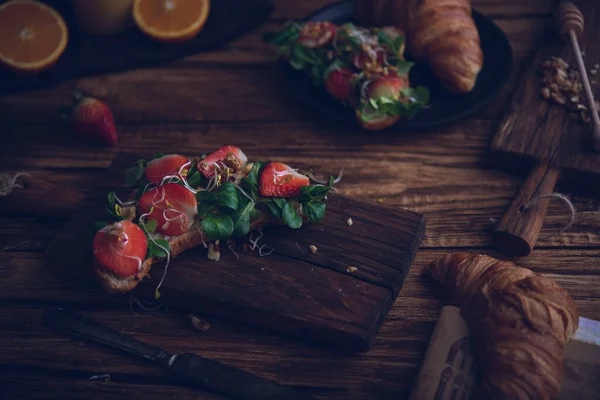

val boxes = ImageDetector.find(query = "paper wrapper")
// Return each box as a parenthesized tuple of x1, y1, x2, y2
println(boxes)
(409, 306, 600, 400)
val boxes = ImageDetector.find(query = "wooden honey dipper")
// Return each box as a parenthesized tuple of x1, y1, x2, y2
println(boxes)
(555, 1, 600, 151)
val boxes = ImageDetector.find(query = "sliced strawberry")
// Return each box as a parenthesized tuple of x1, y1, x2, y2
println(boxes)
(297, 21, 336, 49)
(145, 154, 190, 184)
(259, 162, 310, 198)
(197, 145, 248, 179)
(324, 67, 355, 101)
(367, 75, 407, 101)
(138, 183, 198, 236)
(93, 220, 147, 277)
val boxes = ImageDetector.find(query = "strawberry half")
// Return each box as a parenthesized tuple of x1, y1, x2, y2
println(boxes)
(138, 183, 198, 236)
(367, 75, 407, 101)
(259, 162, 310, 198)
(93, 220, 147, 277)
(145, 154, 190, 184)
(297, 21, 337, 49)
(324, 67, 355, 102)
(68, 94, 118, 146)
(197, 145, 248, 179)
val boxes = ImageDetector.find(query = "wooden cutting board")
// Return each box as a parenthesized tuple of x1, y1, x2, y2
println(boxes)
(490, 0, 600, 257)
(45, 154, 425, 353)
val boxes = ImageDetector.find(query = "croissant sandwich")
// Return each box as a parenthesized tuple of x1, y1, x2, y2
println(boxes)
(354, 0, 484, 94)
(426, 252, 579, 400)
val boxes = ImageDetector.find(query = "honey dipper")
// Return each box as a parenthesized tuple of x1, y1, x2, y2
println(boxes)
(555, 1, 600, 151)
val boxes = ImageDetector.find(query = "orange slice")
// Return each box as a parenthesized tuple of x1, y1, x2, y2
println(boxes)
(133, 0, 210, 43)
(0, 0, 68, 74)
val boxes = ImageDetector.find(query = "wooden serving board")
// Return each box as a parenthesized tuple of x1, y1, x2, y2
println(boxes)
(46, 154, 426, 353)
(0, 0, 273, 96)
(490, 0, 600, 256)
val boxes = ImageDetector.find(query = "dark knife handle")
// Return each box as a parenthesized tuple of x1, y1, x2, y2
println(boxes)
(43, 309, 165, 362)
(167, 353, 316, 400)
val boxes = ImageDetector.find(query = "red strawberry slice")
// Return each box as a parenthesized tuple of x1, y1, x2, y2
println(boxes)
(145, 154, 191, 184)
(69, 95, 118, 146)
(259, 162, 310, 198)
(197, 145, 248, 179)
(324, 67, 355, 101)
(93, 220, 147, 277)
(297, 21, 337, 49)
(367, 75, 408, 101)
(138, 183, 198, 236)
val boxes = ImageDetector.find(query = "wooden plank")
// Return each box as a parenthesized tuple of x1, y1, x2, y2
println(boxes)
(0, 17, 546, 125)
(271, 0, 556, 20)
(492, 1, 600, 177)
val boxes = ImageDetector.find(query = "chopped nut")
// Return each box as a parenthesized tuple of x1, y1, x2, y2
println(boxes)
(347, 217, 353, 226)
(550, 92, 566, 105)
(347, 266, 358, 273)
(549, 83, 560, 93)
(577, 104, 587, 111)
(377, 198, 385, 203)
(570, 96, 579, 103)
(540, 87, 551, 99)
(207, 243, 220, 261)
(189, 314, 211, 332)
(309, 245, 318, 254)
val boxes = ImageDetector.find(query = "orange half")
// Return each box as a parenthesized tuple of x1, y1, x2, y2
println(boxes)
(0, 0, 68, 74)
(133, 0, 210, 43)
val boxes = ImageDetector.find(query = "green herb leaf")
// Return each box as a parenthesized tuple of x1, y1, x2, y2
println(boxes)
(151, 153, 164, 160)
(108, 191, 117, 206)
(401, 86, 430, 105)
(267, 202, 282, 219)
(196, 191, 217, 217)
(215, 182, 239, 210)
(369, 98, 379, 109)
(396, 60, 415, 75)
(125, 162, 145, 187)
(298, 177, 334, 202)
(282, 201, 303, 229)
(144, 219, 158, 233)
(273, 198, 287, 209)
(186, 170, 204, 188)
(232, 215, 250, 237)
(148, 238, 170, 258)
(202, 214, 235, 240)
(248, 162, 265, 187)
(303, 202, 326, 224)
(263, 24, 300, 46)
(392, 35, 405, 55)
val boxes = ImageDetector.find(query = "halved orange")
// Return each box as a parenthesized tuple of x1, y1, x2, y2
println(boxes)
(132, 0, 210, 43)
(0, 0, 68, 74)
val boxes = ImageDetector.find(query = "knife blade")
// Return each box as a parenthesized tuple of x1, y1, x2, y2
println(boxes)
(43, 309, 316, 400)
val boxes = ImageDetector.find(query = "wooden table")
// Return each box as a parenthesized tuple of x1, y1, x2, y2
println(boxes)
(1, 1, 599, 399)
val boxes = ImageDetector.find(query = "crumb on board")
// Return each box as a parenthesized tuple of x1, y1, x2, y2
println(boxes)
(188, 313, 211, 332)
(347, 266, 358, 273)
(207, 242, 220, 261)
(347, 217, 353, 226)
(89, 374, 111, 383)
(310, 245, 318, 254)
(377, 198, 385, 203)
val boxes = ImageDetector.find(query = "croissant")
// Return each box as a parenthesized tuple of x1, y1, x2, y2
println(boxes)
(354, 0, 484, 94)
(426, 252, 579, 400)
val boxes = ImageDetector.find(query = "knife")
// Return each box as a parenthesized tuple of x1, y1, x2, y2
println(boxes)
(42, 309, 316, 400)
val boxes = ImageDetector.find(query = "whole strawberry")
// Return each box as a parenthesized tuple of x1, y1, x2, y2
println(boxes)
(63, 92, 118, 146)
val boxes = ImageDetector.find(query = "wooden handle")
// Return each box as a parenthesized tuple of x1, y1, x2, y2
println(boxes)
(492, 164, 560, 257)
(555, 1, 584, 40)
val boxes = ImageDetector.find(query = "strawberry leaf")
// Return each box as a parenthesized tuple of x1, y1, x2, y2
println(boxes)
(282, 201, 302, 229)
(216, 182, 238, 210)
(202, 214, 234, 240)
(303, 202, 326, 224)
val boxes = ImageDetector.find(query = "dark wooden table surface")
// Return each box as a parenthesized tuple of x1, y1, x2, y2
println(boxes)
(1, 1, 599, 399)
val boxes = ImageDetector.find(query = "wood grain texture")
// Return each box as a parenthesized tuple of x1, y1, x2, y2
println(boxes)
(46, 154, 425, 352)
(1, 1, 600, 399)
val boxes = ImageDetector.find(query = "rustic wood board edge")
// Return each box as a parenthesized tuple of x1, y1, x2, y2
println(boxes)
(45, 152, 426, 353)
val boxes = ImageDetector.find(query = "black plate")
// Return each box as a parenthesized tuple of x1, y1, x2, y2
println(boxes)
(280, 1, 513, 130)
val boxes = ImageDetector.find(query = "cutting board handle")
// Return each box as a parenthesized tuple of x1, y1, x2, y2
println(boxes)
(492, 163, 560, 257)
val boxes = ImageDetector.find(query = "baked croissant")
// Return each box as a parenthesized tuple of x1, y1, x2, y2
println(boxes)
(354, 0, 484, 94)
(426, 252, 579, 400)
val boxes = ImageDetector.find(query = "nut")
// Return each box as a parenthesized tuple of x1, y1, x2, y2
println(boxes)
(310, 245, 318, 254)
(347, 217, 353, 226)
(347, 266, 358, 273)
(540, 87, 551, 99)
(577, 104, 587, 111)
